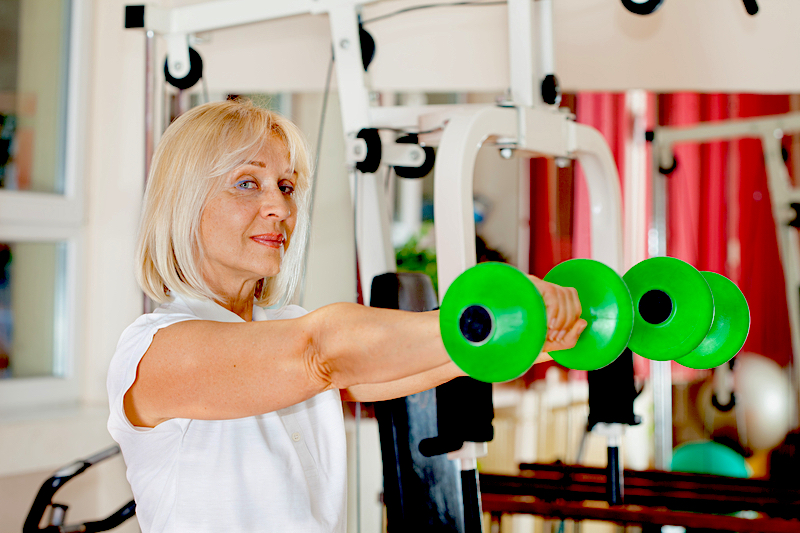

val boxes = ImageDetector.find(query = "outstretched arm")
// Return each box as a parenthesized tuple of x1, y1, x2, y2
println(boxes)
(125, 303, 449, 427)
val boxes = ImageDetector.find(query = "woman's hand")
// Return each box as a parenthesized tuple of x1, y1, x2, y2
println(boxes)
(529, 276, 587, 353)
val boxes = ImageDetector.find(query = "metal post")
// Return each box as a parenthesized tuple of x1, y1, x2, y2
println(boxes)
(143, 29, 156, 314)
(650, 113, 673, 471)
(144, 30, 155, 183)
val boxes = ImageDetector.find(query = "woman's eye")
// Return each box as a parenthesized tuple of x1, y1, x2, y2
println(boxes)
(279, 182, 295, 195)
(235, 179, 258, 190)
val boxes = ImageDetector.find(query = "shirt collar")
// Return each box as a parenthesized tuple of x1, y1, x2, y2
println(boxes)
(169, 294, 248, 323)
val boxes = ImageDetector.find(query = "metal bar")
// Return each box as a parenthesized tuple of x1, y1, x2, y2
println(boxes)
(481, 469, 800, 515)
(328, 6, 395, 304)
(761, 134, 800, 425)
(480, 494, 800, 533)
(144, 30, 155, 183)
(507, 0, 535, 107)
(650, 114, 672, 471)
(142, 0, 382, 36)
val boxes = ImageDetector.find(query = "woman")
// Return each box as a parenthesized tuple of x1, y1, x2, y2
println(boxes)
(107, 99, 585, 532)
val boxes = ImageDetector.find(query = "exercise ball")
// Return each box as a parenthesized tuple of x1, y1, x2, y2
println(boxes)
(734, 352, 793, 452)
(671, 441, 750, 478)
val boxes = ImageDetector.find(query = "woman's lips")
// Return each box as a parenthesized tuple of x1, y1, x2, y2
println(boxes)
(251, 233, 285, 248)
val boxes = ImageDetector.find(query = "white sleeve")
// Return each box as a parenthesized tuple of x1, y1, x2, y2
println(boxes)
(106, 312, 199, 436)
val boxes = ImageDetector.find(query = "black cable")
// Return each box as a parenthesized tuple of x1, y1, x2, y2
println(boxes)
(361, 0, 506, 25)
(309, 51, 335, 223)
(299, 50, 335, 305)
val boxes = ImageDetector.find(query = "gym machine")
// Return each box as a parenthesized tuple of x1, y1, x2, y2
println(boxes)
(124, 1, 629, 531)
(649, 112, 800, 456)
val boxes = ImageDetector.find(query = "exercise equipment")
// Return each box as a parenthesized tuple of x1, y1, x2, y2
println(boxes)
(480, 463, 800, 531)
(439, 260, 637, 381)
(624, 256, 715, 361)
(439, 261, 546, 383)
(543, 259, 634, 371)
(440, 257, 749, 382)
(24, 446, 135, 533)
(370, 272, 464, 533)
(671, 441, 750, 478)
(734, 352, 793, 452)
(677, 273, 751, 369)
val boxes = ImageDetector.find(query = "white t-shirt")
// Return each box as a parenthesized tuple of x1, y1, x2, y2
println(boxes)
(107, 295, 347, 533)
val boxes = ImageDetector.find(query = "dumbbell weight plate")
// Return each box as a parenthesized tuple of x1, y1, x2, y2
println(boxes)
(676, 272, 750, 369)
(543, 259, 634, 371)
(623, 257, 714, 361)
(439, 262, 547, 383)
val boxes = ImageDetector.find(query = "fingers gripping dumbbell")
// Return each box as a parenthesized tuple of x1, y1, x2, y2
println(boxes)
(439, 257, 750, 382)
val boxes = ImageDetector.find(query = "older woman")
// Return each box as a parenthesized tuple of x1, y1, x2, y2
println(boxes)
(107, 99, 585, 533)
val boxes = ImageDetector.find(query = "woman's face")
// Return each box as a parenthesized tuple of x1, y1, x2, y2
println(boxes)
(199, 136, 298, 296)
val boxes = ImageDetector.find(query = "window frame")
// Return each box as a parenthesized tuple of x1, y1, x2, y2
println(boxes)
(0, 0, 89, 410)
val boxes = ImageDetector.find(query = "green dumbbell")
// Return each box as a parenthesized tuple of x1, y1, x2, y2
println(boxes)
(622, 256, 750, 369)
(439, 257, 751, 382)
(439, 259, 634, 382)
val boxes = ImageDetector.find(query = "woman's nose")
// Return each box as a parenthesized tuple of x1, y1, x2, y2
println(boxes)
(259, 187, 291, 220)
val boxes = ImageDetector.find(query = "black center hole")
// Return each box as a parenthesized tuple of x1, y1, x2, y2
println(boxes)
(459, 305, 494, 344)
(639, 290, 673, 325)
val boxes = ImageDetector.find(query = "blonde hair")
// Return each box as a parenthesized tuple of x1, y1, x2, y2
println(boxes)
(136, 98, 312, 307)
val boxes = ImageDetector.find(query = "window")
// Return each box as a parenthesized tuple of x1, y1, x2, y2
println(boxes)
(0, 0, 87, 409)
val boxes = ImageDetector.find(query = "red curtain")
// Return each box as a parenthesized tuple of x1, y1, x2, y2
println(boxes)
(733, 95, 793, 366)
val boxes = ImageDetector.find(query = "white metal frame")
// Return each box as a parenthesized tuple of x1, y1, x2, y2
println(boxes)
(650, 111, 800, 469)
(0, 0, 91, 410)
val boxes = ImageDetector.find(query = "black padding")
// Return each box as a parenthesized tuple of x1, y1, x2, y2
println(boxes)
(620, 0, 664, 15)
(359, 24, 376, 71)
(356, 128, 381, 174)
(588, 348, 641, 428)
(419, 377, 494, 457)
(371, 273, 464, 532)
(541, 74, 561, 106)
(393, 134, 436, 179)
(743, 0, 759, 15)
(124, 5, 145, 29)
(371, 272, 438, 312)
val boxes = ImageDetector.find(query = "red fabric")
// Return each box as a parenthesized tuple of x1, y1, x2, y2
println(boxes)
(573, 93, 627, 260)
(733, 94, 792, 366)
(528, 157, 554, 278)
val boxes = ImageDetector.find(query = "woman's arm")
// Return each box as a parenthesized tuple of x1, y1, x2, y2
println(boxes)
(341, 361, 465, 403)
(125, 277, 584, 428)
(125, 304, 449, 427)
(339, 319, 578, 403)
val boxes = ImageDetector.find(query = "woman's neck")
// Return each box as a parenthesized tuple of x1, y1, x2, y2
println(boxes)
(210, 280, 258, 321)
